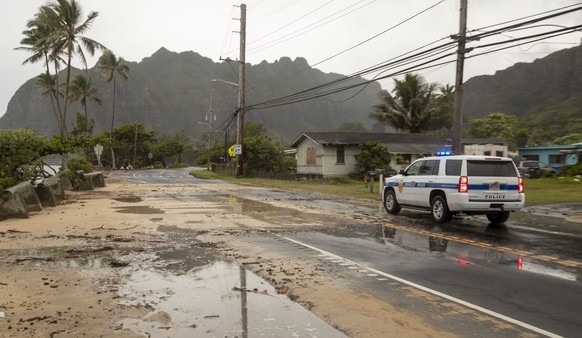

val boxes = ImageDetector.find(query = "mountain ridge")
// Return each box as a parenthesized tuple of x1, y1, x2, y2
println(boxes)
(0, 48, 382, 144)
(2, 44, 581, 144)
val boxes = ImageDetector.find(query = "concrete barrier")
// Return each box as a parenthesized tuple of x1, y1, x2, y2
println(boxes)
(35, 183, 57, 207)
(0, 181, 42, 220)
(35, 173, 67, 207)
(73, 171, 105, 191)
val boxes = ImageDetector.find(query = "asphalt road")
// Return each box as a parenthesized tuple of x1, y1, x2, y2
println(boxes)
(110, 168, 582, 337)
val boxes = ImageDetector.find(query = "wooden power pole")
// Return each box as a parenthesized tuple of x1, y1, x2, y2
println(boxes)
(236, 4, 246, 176)
(452, 0, 468, 155)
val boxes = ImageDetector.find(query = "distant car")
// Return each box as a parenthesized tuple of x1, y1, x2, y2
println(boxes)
(514, 160, 556, 178)
(382, 155, 525, 225)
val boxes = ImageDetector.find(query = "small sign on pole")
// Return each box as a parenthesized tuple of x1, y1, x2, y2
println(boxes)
(94, 144, 103, 170)
(234, 144, 242, 155)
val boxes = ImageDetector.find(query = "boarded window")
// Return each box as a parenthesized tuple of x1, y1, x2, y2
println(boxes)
(336, 145, 345, 164)
(306, 147, 316, 165)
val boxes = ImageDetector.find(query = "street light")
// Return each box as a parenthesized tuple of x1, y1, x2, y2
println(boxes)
(210, 78, 244, 176)
(211, 79, 239, 87)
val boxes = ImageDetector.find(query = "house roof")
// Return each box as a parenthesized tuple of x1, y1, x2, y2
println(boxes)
(462, 138, 507, 145)
(289, 132, 447, 154)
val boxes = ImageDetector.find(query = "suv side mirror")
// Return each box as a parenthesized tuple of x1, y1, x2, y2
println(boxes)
(399, 169, 406, 175)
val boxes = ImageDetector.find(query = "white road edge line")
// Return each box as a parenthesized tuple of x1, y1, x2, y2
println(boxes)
(282, 236, 563, 338)
(131, 173, 147, 184)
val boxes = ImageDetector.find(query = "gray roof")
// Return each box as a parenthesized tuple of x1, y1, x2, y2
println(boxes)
(289, 132, 447, 154)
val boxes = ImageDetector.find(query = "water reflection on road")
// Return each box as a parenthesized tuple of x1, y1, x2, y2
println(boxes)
(118, 260, 346, 338)
(381, 225, 581, 282)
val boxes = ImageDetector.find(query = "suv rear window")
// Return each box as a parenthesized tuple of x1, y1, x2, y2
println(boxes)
(445, 159, 462, 176)
(467, 160, 517, 177)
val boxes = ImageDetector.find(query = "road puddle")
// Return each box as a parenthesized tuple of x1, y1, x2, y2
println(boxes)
(112, 195, 143, 203)
(117, 260, 346, 337)
(114, 226, 346, 337)
(114, 205, 164, 214)
(382, 225, 581, 282)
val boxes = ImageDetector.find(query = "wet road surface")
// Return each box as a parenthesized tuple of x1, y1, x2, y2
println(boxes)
(106, 168, 582, 337)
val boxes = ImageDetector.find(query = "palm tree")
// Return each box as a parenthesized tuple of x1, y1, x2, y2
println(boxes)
(16, 12, 66, 133)
(39, 0, 105, 135)
(69, 74, 101, 136)
(371, 73, 452, 133)
(97, 50, 130, 169)
(35, 72, 65, 124)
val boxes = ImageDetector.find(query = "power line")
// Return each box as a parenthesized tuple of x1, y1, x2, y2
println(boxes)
(248, 0, 446, 89)
(244, 20, 582, 111)
(244, 0, 375, 57)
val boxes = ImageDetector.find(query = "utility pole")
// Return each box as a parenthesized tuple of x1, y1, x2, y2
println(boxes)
(235, 3, 246, 176)
(206, 92, 216, 170)
(452, 0, 468, 155)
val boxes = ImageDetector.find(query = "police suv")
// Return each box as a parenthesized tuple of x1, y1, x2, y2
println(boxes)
(382, 155, 525, 225)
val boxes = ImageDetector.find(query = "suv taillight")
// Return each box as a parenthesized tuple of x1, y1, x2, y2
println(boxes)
(459, 176, 468, 193)
(518, 177, 524, 193)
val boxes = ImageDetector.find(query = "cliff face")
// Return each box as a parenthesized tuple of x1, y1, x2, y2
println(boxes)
(3, 45, 581, 144)
(0, 48, 381, 143)
(462, 45, 582, 119)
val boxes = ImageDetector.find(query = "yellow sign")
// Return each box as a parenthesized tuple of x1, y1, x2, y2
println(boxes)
(228, 145, 235, 157)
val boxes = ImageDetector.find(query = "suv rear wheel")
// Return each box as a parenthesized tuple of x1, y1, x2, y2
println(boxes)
(431, 195, 452, 223)
(384, 189, 401, 214)
(486, 211, 510, 225)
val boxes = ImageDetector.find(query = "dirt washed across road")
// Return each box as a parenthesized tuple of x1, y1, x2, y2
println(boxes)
(0, 172, 580, 337)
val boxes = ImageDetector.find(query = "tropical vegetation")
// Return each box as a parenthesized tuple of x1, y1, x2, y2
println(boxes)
(370, 74, 454, 134)
(97, 50, 130, 169)
(352, 142, 394, 179)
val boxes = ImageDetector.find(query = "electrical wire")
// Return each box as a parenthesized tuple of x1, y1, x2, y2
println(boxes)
(248, 0, 446, 89)
(218, 3, 582, 114)
(245, 0, 374, 56)
(244, 20, 582, 111)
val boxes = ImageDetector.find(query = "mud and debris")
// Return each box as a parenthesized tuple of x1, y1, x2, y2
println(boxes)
(0, 176, 580, 337)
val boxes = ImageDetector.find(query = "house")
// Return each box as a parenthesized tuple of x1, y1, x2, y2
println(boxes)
(517, 143, 582, 170)
(462, 139, 509, 157)
(288, 132, 447, 178)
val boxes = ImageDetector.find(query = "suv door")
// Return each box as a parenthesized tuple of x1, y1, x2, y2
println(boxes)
(397, 159, 424, 205)
(415, 159, 440, 207)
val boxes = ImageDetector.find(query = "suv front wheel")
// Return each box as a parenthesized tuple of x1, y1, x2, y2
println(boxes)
(384, 189, 401, 214)
(431, 195, 452, 223)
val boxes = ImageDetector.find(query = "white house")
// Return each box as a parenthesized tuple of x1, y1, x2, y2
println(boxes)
(462, 139, 510, 157)
(288, 132, 448, 178)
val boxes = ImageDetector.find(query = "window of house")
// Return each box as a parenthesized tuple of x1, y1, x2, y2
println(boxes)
(496, 151, 504, 157)
(306, 147, 316, 165)
(484, 151, 491, 156)
(336, 145, 345, 164)
(549, 154, 564, 164)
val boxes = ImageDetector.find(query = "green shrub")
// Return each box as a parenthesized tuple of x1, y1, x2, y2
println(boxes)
(170, 163, 188, 168)
(0, 177, 18, 191)
(558, 164, 582, 176)
(67, 157, 94, 178)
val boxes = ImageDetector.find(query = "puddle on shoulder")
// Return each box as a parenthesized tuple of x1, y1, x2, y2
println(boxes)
(117, 260, 347, 338)
(114, 206, 164, 214)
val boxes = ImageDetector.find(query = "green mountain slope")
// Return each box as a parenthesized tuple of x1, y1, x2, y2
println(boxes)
(0, 48, 381, 144)
(462, 44, 582, 143)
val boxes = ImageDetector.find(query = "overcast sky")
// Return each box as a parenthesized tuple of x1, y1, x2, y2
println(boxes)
(1, 0, 581, 118)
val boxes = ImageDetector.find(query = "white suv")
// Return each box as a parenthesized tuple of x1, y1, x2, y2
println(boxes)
(382, 155, 525, 225)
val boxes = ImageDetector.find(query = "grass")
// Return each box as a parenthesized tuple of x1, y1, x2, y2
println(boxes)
(191, 170, 582, 205)
(521, 177, 582, 204)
